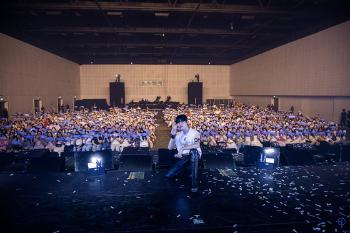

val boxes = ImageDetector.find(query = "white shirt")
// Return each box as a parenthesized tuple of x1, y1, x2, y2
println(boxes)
(171, 128, 202, 157)
(140, 139, 149, 147)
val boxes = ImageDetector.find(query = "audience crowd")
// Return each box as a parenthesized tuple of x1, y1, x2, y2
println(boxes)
(0, 108, 157, 153)
(163, 103, 347, 151)
(0, 102, 348, 154)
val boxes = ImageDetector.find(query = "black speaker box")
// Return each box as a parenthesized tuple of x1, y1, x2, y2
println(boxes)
(122, 147, 149, 155)
(188, 82, 203, 105)
(281, 148, 316, 166)
(110, 82, 125, 107)
(74, 150, 113, 172)
(158, 149, 177, 167)
(118, 154, 153, 171)
(27, 157, 65, 172)
(341, 144, 350, 162)
(241, 146, 263, 166)
(202, 152, 235, 169)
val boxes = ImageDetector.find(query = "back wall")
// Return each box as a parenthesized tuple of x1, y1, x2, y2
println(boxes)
(80, 64, 231, 104)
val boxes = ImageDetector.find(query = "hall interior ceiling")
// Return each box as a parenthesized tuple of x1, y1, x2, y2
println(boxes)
(1, 0, 349, 65)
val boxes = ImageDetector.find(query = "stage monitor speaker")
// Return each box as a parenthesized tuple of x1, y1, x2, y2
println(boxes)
(158, 149, 177, 167)
(118, 154, 153, 171)
(110, 82, 125, 107)
(257, 147, 280, 169)
(341, 144, 350, 162)
(27, 157, 65, 172)
(202, 152, 235, 169)
(122, 147, 150, 155)
(281, 148, 316, 166)
(74, 151, 113, 172)
(0, 153, 15, 171)
(241, 146, 263, 166)
(188, 82, 203, 105)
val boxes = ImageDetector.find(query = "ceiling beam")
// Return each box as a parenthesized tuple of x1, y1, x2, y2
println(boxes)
(6, 1, 294, 14)
(71, 51, 231, 58)
(62, 42, 252, 49)
(27, 26, 277, 37)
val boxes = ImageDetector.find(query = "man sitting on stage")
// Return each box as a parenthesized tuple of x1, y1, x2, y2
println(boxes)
(166, 114, 202, 192)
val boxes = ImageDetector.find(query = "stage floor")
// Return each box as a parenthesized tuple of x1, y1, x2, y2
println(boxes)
(1, 163, 350, 233)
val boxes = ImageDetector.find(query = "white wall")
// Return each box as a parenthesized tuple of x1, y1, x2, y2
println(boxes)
(230, 21, 350, 122)
(80, 64, 231, 104)
(0, 33, 80, 116)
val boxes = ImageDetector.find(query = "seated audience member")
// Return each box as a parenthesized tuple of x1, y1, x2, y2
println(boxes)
(74, 137, 83, 152)
(119, 137, 130, 152)
(110, 134, 121, 151)
(82, 135, 93, 152)
(250, 135, 263, 147)
(0, 136, 8, 151)
(45, 139, 55, 152)
(226, 138, 238, 150)
(140, 136, 149, 148)
(33, 137, 45, 149)
(53, 141, 65, 156)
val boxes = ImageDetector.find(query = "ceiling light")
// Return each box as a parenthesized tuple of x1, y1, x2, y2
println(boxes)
(241, 15, 255, 20)
(107, 11, 123, 16)
(46, 11, 62, 15)
(119, 33, 132, 36)
(155, 12, 169, 17)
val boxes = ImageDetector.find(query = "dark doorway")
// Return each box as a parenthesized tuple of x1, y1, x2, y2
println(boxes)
(272, 96, 279, 112)
(57, 97, 63, 112)
(33, 99, 42, 114)
(0, 101, 9, 119)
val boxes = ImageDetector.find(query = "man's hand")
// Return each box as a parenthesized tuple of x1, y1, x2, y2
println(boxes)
(170, 122, 177, 136)
(174, 148, 183, 158)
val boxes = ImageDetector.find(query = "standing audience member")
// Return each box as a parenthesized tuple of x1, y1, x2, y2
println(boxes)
(340, 109, 347, 127)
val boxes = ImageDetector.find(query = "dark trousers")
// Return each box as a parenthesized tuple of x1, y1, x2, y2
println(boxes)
(165, 149, 199, 190)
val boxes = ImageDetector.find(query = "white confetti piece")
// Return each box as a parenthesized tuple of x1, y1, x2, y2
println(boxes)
(193, 218, 204, 224)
